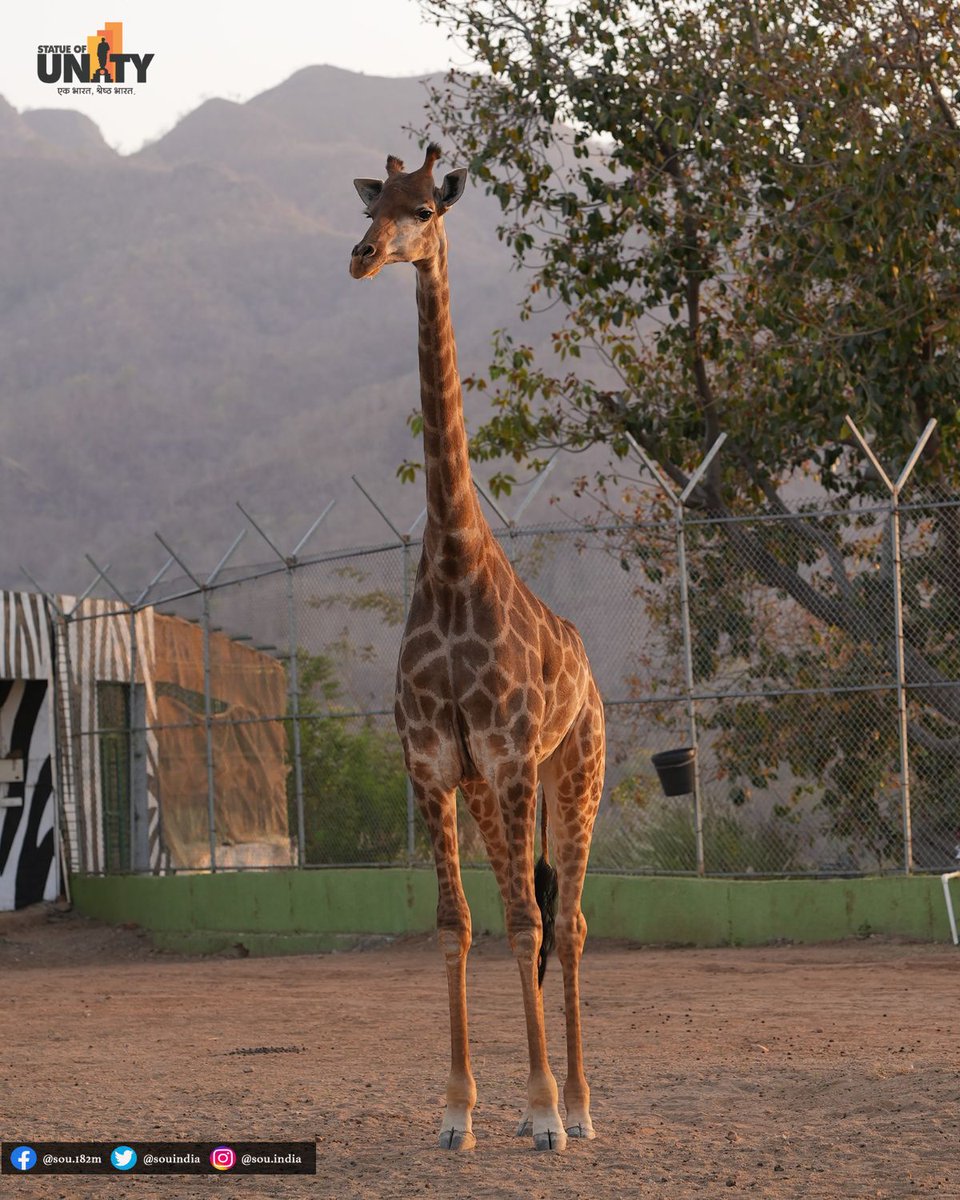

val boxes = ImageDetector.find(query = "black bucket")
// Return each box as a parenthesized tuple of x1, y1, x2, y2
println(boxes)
(651, 747, 696, 797)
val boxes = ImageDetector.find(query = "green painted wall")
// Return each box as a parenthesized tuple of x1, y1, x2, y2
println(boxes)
(70, 869, 959, 955)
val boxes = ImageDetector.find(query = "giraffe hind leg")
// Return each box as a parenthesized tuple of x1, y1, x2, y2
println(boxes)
(459, 778, 545, 1142)
(541, 686, 605, 1140)
(414, 779, 478, 1150)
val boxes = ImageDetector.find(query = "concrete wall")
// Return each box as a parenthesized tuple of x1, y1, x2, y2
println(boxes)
(70, 868, 959, 956)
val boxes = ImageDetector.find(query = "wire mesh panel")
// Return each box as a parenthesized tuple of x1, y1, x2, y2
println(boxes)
(590, 700, 696, 874)
(57, 494, 960, 878)
(291, 549, 409, 864)
(899, 494, 960, 871)
(295, 547, 409, 712)
(681, 503, 906, 874)
(207, 582, 292, 869)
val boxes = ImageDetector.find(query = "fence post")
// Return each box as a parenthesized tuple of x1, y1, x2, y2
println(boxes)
(675, 502, 705, 877)
(401, 538, 416, 859)
(625, 432, 726, 877)
(61, 604, 88, 874)
(403, 508, 428, 860)
(129, 556, 174, 873)
(888, 495, 913, 873)
(286, 563, 306, 867)
(127, 601, 138, 870)
(844, 416, 937, 875)
(197, 589, 217, 873)
(60, 562, 110, 872)
(84, 556, 143, 874)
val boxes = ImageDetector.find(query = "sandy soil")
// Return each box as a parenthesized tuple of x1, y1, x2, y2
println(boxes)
(1, 903, 958, 1198)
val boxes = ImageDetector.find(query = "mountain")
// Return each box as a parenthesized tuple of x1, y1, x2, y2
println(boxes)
(19, 108, 114, 159)
(0, 68, 598, 597)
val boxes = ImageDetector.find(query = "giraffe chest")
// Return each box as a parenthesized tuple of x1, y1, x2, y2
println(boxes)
(397, 573, 537, 701)
(394, 573, 588, 785)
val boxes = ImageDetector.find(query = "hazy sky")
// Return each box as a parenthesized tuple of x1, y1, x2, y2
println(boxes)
(9, 1, 458, 153)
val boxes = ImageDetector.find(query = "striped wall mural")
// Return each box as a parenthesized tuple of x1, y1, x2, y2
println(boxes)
(0, 592, 57, 910)
(0, 591, 163, 907)
(0, 591, 50, 680)
(59, 599, 161, 877)
(1, 589, 288, 908)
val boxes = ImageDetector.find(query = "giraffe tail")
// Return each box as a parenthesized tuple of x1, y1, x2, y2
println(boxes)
(534, 800, 558, 988)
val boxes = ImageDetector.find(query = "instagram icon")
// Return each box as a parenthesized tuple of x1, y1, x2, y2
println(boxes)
(210, 1146, 236, 1171)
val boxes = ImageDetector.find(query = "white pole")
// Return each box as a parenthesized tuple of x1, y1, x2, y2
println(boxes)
(941, 871, 960, 946)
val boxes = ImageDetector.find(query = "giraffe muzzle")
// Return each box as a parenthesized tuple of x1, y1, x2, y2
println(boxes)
(349, 241, 381, 279)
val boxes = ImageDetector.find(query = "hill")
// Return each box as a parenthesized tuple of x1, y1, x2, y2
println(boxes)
(1, 68, 591, 594)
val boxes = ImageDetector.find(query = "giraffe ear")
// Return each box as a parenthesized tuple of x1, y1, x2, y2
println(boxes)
(353, 178, 383, 209)
(435, 168, 467, 213)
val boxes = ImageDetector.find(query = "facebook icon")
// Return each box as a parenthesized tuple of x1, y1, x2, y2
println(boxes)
(11, 1146, 37, 1171)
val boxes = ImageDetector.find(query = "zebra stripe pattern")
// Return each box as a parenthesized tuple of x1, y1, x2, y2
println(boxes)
(0, 592, 57, 909)
(0, 591, 50, 681)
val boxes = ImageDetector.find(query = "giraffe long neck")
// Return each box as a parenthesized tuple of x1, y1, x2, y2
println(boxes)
(415, 228, 488, 570)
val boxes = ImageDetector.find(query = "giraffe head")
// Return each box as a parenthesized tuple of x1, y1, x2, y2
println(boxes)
(349, 143, 467, 280)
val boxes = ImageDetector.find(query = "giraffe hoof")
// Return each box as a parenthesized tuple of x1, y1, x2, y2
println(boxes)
(565, 1122, 596, 1140)
(533, 1128, 567, 1152)
(438, 1128, 475, 1151)
(516, 1118, 533, 1137)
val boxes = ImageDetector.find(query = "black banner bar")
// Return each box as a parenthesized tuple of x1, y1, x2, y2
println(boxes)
(2, 1142, 316, 1175)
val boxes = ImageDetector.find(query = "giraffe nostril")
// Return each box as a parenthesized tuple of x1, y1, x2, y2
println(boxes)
(361, 243, 376, 258)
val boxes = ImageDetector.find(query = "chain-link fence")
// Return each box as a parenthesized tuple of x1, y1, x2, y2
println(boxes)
(54, 474, 960, 879)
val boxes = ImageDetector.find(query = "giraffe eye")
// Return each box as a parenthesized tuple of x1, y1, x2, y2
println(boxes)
(416, 208, 434, 222)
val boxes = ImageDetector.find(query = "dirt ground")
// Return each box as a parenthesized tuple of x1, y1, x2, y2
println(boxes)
(1, 903, 958, 1199)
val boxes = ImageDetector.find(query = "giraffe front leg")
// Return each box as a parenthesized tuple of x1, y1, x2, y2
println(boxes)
(509, 923, 567, 1151)
(414, 780, 477, 1150)
(437, 924, 477, 1151)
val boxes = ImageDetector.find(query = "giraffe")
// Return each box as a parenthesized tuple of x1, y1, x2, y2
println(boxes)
(348, 143, 605, 1153)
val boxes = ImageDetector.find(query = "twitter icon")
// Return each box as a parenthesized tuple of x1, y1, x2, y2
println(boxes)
(110, 1146, 137, 1171)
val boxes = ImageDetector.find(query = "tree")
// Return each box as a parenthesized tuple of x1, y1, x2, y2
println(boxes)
(423, 0, 960, 481)
(421, 0, 960, 865)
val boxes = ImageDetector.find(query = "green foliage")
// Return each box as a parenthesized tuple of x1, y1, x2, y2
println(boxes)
(289, 651, 409, 864)
(424, 0, 960, 490)
(591, 787, 802, 874)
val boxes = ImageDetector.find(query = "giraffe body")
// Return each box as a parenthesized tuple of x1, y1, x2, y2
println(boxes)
(349, 143, 605, 1152)
(398, 539, 594, 791)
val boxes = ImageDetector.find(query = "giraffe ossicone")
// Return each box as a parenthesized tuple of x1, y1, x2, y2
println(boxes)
(349, 141, 605, 1152)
